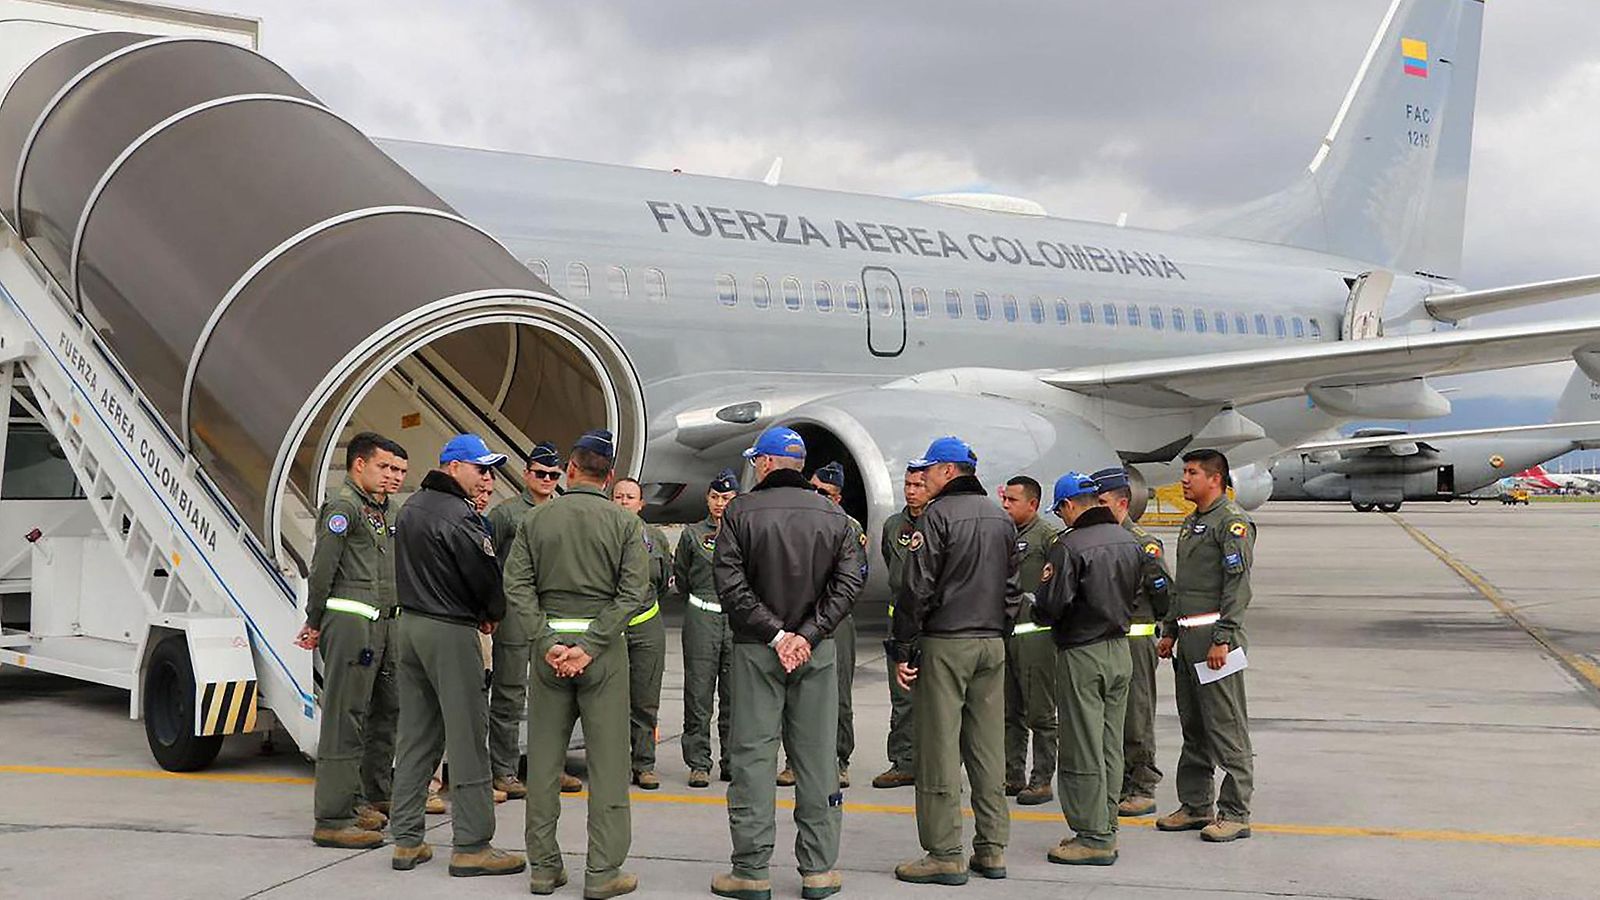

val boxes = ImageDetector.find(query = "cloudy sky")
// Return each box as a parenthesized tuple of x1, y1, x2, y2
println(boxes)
(228, 0, 1600, 429)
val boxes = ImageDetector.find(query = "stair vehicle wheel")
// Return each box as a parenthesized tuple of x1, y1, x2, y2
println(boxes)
(144, 634, 225, 772)
(1352, 502, 1376, 512)
(1377, 502, 1402, 513)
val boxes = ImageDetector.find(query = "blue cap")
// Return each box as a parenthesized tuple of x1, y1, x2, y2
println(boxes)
(743, 426, 806, 460)
(573, 429, 615, 461)
(709, 468, 740, 494)
(440, 433, 507, 467)
(1090, 466, 1129, 492)
(813, 461, 846, 488)
(1053, 471, 1100, 507)
(908, 436, 976, 471)
(526, 441, 561, 468)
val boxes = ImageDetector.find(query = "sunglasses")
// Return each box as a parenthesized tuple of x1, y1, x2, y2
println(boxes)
(530, 470, 562, 481)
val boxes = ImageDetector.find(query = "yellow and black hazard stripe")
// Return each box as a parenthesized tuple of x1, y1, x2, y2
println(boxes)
(198, 680, 258, 736)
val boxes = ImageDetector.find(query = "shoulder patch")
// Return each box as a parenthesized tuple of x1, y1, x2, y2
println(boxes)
(1143, 541, 1161, 559)
(700, 532, 717, 552)
(483, 535, 496, 557)
(908, 531, 925, 552)
(326, 513, 348, 535)
(1228, 521, 1248, 538)
(1040, 562, 1054, 583)
(859, 531, 869, 548)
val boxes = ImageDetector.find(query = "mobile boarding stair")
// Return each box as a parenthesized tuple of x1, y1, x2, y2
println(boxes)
(0, 2, 642, 770)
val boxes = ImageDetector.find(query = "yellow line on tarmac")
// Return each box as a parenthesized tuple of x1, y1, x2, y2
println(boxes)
(1390, 513, 1600, 691)
(6, 766, 1600, 850)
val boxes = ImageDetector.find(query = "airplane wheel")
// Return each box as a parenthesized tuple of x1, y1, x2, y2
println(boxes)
(1377, 502, 1402, 513)
(144, 634, 225, 772)
(1467, 499, 1479, 506)
(1352, 502, 1376, 512)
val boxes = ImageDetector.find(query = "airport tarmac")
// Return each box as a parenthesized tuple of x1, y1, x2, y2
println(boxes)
(3, 501, 1599, 899)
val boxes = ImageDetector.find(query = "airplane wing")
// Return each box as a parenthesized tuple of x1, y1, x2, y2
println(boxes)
(1295, 420, 1600, 455)
(1041, 318, 1600, 408)
(1424, 273, 1600, 324)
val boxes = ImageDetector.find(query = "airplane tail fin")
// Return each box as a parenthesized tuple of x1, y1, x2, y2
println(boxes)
(1551, 368, 1600, 423)
(1195, 0, 1484, 279)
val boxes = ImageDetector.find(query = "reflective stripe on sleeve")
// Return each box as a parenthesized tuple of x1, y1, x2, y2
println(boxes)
(325, 598, 381, 621)
(1177, 612, 1221, 628)
(628, 602, 661, 627)
(688, 594, 723, 614)
(548, 619, 593, 634)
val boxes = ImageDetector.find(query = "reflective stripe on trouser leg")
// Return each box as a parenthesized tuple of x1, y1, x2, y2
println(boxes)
(1121, 634, 1161, 798)
(359, 616, 399, 804)
(313, 613, 377, 829)
(488, 634, 531, 779)
(1055, 637, 1131, 848)
(914, 637, 1008, 859)
(627, 613, 667, 774)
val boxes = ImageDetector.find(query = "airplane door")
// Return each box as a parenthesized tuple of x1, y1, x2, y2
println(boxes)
(1437, 465, 1456, 496)
(863, 266, 906, 357)
(1342, 270, 1393, 340)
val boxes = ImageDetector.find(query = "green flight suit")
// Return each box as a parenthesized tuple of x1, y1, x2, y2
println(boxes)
(628, 523, 672, 775)
(503, 483, 648, 890)
(674, 518, 733, 774)
(486, 491, 538, 780)
(1122, 519, 1171, 801)
(1004, 514, 1063, 789)
(1164, 497, 1256, 823)
(306, 478, 397, 830)
(880, 508, 918, 773)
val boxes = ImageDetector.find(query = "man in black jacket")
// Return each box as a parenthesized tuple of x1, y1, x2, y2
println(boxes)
(891, 436, 1021, 886)
(389, 434, 525, 878)
(1033, 471, 1143, 867)
(709, 427, 864, 900)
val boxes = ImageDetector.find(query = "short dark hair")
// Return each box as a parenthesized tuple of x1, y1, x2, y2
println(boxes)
(1182, 448, 1231, 486)
(951, 462, 977, 476)
(569, 446, 614, 479)
(346, 432, 387, 470)
(613, 477, 642, 493)
(1005, 475, 1042, 504)
(1099, 485, 1133, 503)
(378, 438, 408, 461)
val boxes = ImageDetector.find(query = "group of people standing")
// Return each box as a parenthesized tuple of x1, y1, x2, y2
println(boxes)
(295, 421, 1257, 899)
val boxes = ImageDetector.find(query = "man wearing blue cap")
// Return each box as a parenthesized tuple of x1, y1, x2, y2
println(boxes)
(891, 436, 1021, 885)
(486, 441, 572, 801)
(1093, 466, 1172, 818)
(390, 434, 524, 878)
(711, 427, 864, 900)
(1034, 471, 1143, 866)
(672, 468, 741, 787)
(503, 429, 648, 897)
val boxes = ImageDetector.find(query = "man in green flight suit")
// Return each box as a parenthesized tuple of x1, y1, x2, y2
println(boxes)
(1156, 449, 1256, 843)
(504, 429, 647, 898)
(612, 477, 672, 791)
(872, 465, 928, 790)
(999, 475, 1063, 806)
(675, 469, 741, 787)
(486, 441, 574, 799)
(1092, 466, 1171, 818)
(297, 432, 408, 850)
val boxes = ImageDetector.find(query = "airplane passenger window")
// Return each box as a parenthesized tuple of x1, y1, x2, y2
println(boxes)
(1274, 315, 1287, 338)
(1254, 313, 1268, 335)
(1079, 301, 1094, 325)
(1308, 317, 1322, 339)
(844, 282, 863, 314)
(814, 280, 834, 312)
(945, 289, 963, 319)
(1126, 304, 1141, 327)
(1103, 303, 1118, 327)
(1193, 308, 1207, 333)
(1215, 312, 1228, 334)
(974, 291, 992, 321)
(1029, 296, 1045, 324)
(1172, 308, 1187, 332)
(525, 258, 549, 282)
(1292, 316, 1306, 338)
(1054, 299, 1069, 325)
(752, 275, 772, 309)
(607, 265, 629, 301)
(716, 273, 738, 306)
(566, 262, 590, 300)
(1234, 313, 1248, 335)
(783, 276, 803, 311)
(911, 287, 930, 318)
(1002, 294, 1019, 323)
(645, 267, 668, 303)
(1149, 306, 1163, 330)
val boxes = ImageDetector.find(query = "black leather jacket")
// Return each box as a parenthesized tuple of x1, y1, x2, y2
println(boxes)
(1033, 506, 1141, 649)
(714, 468, 865, 646)
(394, 470, 505, 626)
(892, 474, 1021, 646)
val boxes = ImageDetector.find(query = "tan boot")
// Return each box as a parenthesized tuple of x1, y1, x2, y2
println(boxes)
(560, 772, 584, 793)
(894, 854, 968, 886)
(1155, 806, 1213, 832)
(801, 870, 843, 899)
(1118, 795, 1157, 817)
(1047, 837, 1117, 866)
(354, 805, 387, 831)
(968, 849, 1006, 879)
(1017, 782, 1054, 806)
(493, 775, 527, 799)
(371, 800, 391, 815)
(492, 788, 508, 804)
(425, 790, 446, 815)
(311, 825, 384, 849)
(633, 770, 661, 791)
(872, 767, 915, 788)
(688, 770, 711, 788)
(528, 867, 569, 895)
(584, 870, 638, 898)
(775, 767, 796, 787)
(711, 871, 772, 900)
(1004, 779, 1024, 797)
(448, 846, 527, 877)
(1201, 818, 1252, 842)
(391, 842, 433, 871)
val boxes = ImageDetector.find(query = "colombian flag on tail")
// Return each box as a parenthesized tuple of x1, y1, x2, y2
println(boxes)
(1401, 37, 1428, 78)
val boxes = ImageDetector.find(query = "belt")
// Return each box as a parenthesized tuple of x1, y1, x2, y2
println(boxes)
(628, 601, 661, 627)
(1011, 622, 1049, 636)
(1127, 622, 1158, 637)
(548, 618, 593, 634)
(1177, 612, 1221, 629)
(688, 594, 723, 614)
(325, 598, 381, 621)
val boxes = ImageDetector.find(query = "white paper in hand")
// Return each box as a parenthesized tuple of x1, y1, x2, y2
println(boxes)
(1195, 648, 1248, 685)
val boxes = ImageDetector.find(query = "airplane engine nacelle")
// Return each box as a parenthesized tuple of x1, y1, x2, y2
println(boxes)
(1230, 463, 1274, 510)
